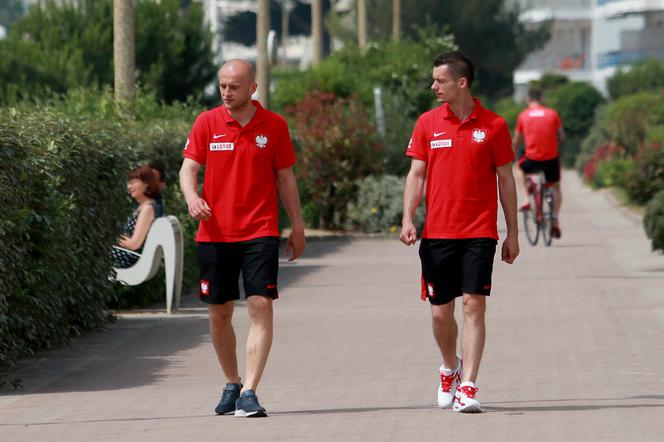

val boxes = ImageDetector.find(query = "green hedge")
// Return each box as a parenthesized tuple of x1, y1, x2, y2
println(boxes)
(547, 81, 605, 167)
(623, 146, 664, 205)
(0, 90, 201, 386)
(644, 190, 664, 253)
(607, 59, 664, 100)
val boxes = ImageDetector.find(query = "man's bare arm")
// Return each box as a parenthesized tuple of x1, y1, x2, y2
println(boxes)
(179, 158, 211, 220)
(497, 162, 519, 264)
(400, 159, 427, 246)
(276, 167, 305, 261)
(512, 131, 522, 155)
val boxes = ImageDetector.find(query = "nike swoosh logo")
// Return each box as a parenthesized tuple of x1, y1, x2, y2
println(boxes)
(433, 132, 446, 137)
(212, 134, 226, 139)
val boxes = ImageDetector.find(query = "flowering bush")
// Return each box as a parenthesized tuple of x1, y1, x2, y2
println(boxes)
(581, 143, 621, 183)
(287, 92, 385, 229)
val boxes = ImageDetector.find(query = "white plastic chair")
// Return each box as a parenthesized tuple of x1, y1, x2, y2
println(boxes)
(113, 215, 183, 314)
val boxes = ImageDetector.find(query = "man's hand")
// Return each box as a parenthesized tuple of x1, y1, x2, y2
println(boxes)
(400, 222, 418, 246)
(286, 227, 305, 261)
(187, 196, 212, 221)
(501, 235, 519, 264)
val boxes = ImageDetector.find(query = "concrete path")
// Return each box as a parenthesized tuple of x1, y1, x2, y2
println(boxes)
(2, 170, 664, 441)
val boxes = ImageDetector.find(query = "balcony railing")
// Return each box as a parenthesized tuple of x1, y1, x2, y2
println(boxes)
(597, 49, 664, 67)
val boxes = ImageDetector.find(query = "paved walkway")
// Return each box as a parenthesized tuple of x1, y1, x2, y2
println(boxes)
(2, 171, 664, 441)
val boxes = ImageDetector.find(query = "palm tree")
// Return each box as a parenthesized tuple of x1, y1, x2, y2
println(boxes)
(392, 0, 401, 42)
(113, 0, 135, 103)
(311, 0, 323, 65)
(256, 0, 270, 106)
(280, 0, 291, 67)
(357, 0, 367, 48)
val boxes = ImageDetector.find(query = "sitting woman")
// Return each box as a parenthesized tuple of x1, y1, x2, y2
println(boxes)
(111, 165, 165, 268)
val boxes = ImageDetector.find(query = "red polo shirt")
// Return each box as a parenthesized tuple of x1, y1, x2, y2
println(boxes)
(183, 100, 296, 242)
(406, 98, 514, 240)
(516, 104, 562, 161)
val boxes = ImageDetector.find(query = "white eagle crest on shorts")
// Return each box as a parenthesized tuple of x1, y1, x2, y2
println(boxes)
(255, 134, 268, 148)
(472, 129, 486, 143)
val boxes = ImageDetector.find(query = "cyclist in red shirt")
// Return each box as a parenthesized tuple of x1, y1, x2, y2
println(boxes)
(179, 59, 305, 418)
(513, 88, 565, 238)
(401, 51, 519, 413)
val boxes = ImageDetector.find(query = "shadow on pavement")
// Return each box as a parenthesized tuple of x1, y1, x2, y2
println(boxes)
(271, 404, 436, 416)
(485, 395, 664, 413)
(5, 237, 356, 396)
(0, 404, 436, 427)
(485, 403, 664, 413)
(5, 316, 209, 395)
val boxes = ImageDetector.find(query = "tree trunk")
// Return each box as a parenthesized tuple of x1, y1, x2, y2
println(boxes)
(280, 0, 290, 67)
(257, 0, 270, 107)
(113, 0, 135, 104)
(357, 0, 367, 49)
(392, 0, 401, 42)
(311, 0, 323, 65)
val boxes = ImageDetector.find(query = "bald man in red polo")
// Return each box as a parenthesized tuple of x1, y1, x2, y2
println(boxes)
(179, 59, 305, 418)
(513, 88, 565, 238)
(401, 51, 519, 413)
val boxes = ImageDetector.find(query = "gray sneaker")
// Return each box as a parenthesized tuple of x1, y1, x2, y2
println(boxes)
(215, 383, 242, 415)
(234, 390, 267, 418)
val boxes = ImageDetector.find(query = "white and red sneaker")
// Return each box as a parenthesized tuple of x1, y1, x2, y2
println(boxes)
(437, 357, 462, 408)
(453, 382, 482, 413)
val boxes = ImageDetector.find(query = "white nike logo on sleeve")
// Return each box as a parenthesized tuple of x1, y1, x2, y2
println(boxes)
(212, 134, 226, 139)
(433, 132, 447, 137)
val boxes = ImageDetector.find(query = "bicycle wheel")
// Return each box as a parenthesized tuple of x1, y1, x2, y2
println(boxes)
(541, 188, 554, 246)
(522, 191, 539, 246)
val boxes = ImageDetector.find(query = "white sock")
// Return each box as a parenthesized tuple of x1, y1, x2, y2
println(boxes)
(440, 356, 461, 375)
(440, 366, 454, 375)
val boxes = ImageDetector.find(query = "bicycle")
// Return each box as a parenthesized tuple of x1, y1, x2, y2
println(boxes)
(522, 172, 554, 246)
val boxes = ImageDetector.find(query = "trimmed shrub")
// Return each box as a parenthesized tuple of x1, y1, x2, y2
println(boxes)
(287, 92, 385, 229)
(581, 143, 620, 184)
(547, 81, 604, 166)
(593, 157, 633, 189)
(346, 175, 425, 234)
(0, 89, 202, 386)
(607, 59, 664, 100)
(644, 190, 664, 252)
(603, 93, 660, 157)
(0, 109, 128, 386)
(576, 106, 611, 173)
(623, 146, 664, 204)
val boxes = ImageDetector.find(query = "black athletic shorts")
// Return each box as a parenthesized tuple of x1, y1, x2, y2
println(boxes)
(518, 156, 561, 183)
(419, 238, 497, 305)
(197, 237, 280, 305)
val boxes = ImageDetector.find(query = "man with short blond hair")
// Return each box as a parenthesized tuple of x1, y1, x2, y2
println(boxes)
(179, 59, 305, 418)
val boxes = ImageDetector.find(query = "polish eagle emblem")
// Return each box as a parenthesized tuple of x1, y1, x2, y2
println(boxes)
(472, 129, 486, 143)
(255, 134, 268, 148)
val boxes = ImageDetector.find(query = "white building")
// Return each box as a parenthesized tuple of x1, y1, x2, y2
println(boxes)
(199, 0, 306, 65)
(198, 0, 352, 67)
(514, 0, 664, 97)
